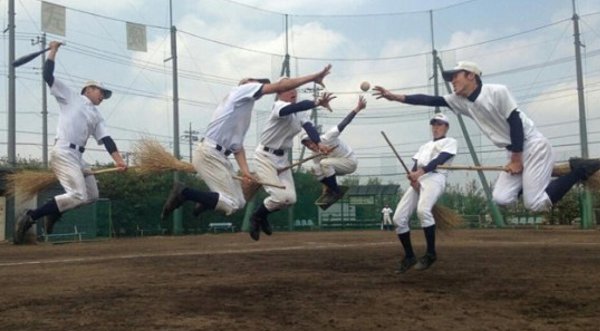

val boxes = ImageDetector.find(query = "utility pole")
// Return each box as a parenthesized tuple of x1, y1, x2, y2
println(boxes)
(5, 0, 17, 242)
(166, 0, 182, 234)
(32, 33, 48, 168)
(429, 10, 440, 114)
(182, 122, 199, 163)
(571, 0, 593, 229)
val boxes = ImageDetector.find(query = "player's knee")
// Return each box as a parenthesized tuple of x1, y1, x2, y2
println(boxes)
(416, 207, 432, 222)
(523, 197, 551, 212)
(492, 190, 515, 206)
(277, 191, 296, 207)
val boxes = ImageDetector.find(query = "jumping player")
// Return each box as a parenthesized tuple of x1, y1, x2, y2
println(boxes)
(249, 82, 335, 241)
(300, 96, 367, 206)
(160, 65, 333, 223)
(373, 61, 600, 216)
(14, 41, 127, 244)
(391, 113, 457, 273)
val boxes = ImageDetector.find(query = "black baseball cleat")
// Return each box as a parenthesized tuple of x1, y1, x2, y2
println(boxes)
(414, 253, 437, 271)
(395, 256, 417, 274)
(249, 215, 261, 241)
(14, 211, 35, 245)
(44, 212, 62, 235)
(569, 157, 600, 180)
(260, 217, 272, 236)
(161, 182, 186, 220)
(192, 202, 206, 218)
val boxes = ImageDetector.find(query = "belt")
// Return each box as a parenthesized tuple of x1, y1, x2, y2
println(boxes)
(263, 146, 285, 156)
(69, 143, 85, 153)
(201, 138, 232, 156)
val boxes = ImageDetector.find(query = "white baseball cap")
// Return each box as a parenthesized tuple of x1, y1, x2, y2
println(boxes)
(442, 61, 482, 82)
(81, 80, 112, 99)
(430, 113, 449, 125)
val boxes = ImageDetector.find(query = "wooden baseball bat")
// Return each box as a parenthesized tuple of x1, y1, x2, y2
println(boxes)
(12, 47, 51, 67)
(380, 131, 410, 173)
(437, 164, 507, 171)
(276, 145, 338, 174)
(232, 175, 286, 189)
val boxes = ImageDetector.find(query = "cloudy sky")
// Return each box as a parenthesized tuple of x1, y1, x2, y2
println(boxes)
(1, 0, 599, 189)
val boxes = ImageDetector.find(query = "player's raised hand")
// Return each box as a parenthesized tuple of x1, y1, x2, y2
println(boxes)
(372, 86, 401, 102)
(313, 64, 332, 88)
(48, 40, 63, 51)
(354, 96, 367, 113)
(316, 92, 336, 112)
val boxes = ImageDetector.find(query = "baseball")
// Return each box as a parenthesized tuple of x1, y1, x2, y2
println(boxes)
(360, 81, 370, 92)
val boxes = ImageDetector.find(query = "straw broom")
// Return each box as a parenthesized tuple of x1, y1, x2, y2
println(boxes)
(133, 138, 195, 174)
(132, 138, 285, 199)
(4, 167, 124, 202)
(380, 131, 463, 230)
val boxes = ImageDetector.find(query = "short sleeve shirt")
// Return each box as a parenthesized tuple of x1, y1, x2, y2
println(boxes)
(412, 137, 458, 175)
(204, 82, 263, 152)
(50, 78, 109, 147)
(259, 100, 312, 150)
(443, 84, 537, 148)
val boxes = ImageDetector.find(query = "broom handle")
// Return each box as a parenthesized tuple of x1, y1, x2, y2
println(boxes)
(437, 164, 507, 171)
(277, 145, 339, 174)
(232, 175, 286, 189)
(84, 167, 129, 175)
(380, 131, 410, 173)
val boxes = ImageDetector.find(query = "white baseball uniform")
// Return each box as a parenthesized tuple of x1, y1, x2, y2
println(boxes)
(393, 137, 457, 234)
(444, 84, 554, 212)
(49, 78, 108, 212)
(255, 100, 313, 211)
(309, 126, 358, 180)
(193, 82, 262, 215)
(381, 207, 393, 229)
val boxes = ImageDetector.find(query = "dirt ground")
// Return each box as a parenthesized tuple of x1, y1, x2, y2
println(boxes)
(1, 228, 600, 331)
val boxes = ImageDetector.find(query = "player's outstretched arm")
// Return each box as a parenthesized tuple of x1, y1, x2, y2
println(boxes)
(372, 86, 406, 102)
(262, 64, 332, 95)
(336, 96, 366, 133)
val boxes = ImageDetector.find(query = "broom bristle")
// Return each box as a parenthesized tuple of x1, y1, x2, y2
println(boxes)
(133, 138, 195, 174)
(432, 204, 463, 231)
(5, 170, 58, 201)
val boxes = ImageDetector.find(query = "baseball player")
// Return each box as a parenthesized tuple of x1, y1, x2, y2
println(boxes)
(381, 204, 393, 231)
(391, 113, 457, 273)
(373, 61, 600, 215)
(249, 82, 335, 241)
(14, 41, 127, 244)
(299, 96, 367, 204)
(160, 65, 333, 225)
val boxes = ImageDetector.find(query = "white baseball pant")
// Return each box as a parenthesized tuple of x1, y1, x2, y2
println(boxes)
(492, 133, 554, 212)
(382, 214, 393, 229)
(254, 149, 296, 211)
(311, 156, 358, 180)
(50, 146, 99, 212)
(193, 141, 245, 216)
(393, 172, 446, 234)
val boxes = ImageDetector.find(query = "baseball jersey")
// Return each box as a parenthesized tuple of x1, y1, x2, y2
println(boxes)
(204, 82, 263, 153)
(319, 126, 354, 159)
(259, 100, 312, 149)
(50, 78, 109, 147)
(412, 137, 457, 175)
(443, 84, 537, 148)
(381, 207, 393, 216)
